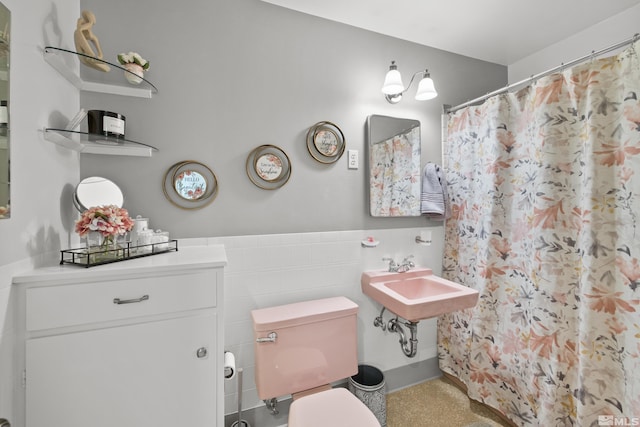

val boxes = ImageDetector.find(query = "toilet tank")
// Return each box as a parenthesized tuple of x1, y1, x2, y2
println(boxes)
(252, 296, 359, 400)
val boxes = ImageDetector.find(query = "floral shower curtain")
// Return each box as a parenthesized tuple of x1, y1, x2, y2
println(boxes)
(438, 40, 640, 426)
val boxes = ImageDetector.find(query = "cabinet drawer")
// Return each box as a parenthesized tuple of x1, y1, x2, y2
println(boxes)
(26, 270, 217, 331)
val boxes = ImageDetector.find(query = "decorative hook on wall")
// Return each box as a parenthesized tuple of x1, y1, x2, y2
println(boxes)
(381, 60, 438, 104)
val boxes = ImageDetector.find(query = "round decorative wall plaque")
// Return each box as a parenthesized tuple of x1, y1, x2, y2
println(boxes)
(306, 121, 345, 164)
(246, 145, 291, 190)
(162, 160, 218, 209)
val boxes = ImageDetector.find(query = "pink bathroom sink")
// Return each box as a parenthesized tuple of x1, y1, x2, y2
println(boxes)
(361, 268, 479, 322)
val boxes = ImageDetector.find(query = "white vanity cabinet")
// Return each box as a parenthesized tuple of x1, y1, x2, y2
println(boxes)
(12, 244, 226, 427)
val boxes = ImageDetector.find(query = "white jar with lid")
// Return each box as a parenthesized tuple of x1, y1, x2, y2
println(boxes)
(131, 215, 150, 246)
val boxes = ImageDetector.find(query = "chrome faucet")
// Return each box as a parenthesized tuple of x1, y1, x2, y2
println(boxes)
(382, 257, 398, 272)
(383, 255, 415, 273)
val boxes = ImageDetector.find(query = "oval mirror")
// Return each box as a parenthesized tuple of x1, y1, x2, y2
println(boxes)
(74, 176, 124, 211)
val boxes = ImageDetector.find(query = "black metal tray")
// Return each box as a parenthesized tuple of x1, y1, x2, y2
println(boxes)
(60, 240, 178, 268)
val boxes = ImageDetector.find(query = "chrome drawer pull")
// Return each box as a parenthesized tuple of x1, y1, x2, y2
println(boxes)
(256, 332, 277, 343)
(113, 294, 149, 305)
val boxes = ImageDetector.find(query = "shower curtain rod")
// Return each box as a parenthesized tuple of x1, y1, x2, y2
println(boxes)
(446, 33, 640, 114)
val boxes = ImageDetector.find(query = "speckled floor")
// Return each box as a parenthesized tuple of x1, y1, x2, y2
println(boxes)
(386, 376, 512, 427)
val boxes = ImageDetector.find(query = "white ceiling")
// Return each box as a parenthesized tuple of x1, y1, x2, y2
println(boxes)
(260, 0, 640, 65)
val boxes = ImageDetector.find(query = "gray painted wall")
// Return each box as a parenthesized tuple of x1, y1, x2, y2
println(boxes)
(80, 0, 506, 238)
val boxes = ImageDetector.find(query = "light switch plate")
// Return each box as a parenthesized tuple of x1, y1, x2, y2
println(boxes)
(348, 150, 358, 169)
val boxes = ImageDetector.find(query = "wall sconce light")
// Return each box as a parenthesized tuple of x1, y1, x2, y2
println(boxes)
(381, 61, 438, 104)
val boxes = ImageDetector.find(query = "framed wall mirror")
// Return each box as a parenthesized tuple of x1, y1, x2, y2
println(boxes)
(0, 2, 9, 219)
(367, 115, 421, 217)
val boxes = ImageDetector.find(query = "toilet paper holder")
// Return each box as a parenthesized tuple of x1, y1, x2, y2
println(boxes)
(224, 351, 236, 380)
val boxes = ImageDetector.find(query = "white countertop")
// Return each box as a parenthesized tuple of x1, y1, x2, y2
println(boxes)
(13, 243, 227, 285)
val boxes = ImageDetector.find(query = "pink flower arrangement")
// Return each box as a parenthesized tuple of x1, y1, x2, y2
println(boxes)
(75, 205, 134, 238)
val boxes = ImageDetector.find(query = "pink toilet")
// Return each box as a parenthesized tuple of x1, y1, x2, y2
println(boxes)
(251, 296, 381, 427)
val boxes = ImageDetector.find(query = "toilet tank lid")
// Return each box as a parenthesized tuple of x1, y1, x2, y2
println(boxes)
(252, 296, 358, 332)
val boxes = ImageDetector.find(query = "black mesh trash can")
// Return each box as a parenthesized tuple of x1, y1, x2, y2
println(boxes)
(348, 364, 386, 427)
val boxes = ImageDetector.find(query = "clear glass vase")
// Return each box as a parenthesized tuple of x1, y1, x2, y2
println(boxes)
(85, 232, 126, 263)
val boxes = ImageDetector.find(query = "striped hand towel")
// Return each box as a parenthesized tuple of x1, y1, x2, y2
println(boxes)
(420, 162, 449, 220)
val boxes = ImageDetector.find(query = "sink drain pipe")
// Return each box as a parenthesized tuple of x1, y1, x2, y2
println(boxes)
(373, 307, 419, 358)
(387, 317, 418, 358)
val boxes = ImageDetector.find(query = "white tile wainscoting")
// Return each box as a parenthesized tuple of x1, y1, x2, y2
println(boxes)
(201, 226, 445, 417)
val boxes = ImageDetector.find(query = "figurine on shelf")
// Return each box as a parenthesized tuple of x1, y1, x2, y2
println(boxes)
(73, 10, 110, 72)
(117, 51, 149, 85)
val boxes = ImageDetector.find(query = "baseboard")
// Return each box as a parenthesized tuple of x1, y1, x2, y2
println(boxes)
(224, 357, 441, 427)
(384, 357, 441, 392)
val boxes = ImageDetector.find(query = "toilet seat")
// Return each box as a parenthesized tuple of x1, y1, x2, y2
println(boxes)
(288, 387, 381, 427)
